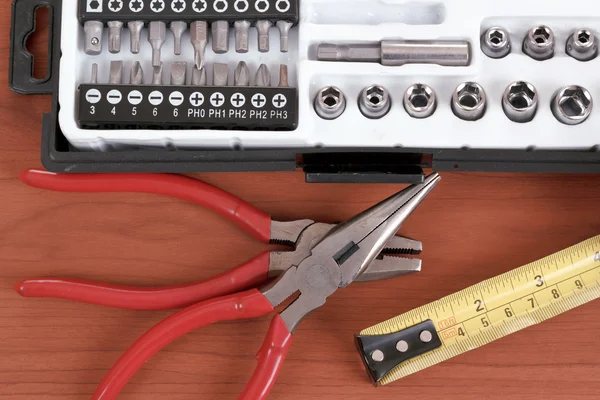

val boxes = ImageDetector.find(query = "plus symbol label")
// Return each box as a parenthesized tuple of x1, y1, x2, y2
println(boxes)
(108, 0, 123, 12)
(189, 92, 205, 107)
(272, 94, 287, 109)
(230, 93, 246, 108)
(151, 0, 165, 12)
(210, 92, 225, 107)
(129, 0, 144, 12)
(251, 93, 267, 109)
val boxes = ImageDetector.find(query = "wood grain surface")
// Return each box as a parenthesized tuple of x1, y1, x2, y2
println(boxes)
(1, 5, 600, 400)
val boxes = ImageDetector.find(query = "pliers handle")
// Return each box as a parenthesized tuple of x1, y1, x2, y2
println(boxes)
(20, 169, 272, 242)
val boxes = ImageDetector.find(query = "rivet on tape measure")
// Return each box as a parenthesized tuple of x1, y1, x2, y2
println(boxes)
(355, 235, 600, 385)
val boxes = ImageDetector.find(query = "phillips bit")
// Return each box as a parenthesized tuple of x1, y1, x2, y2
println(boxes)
(109, 61, 123, 84)
(278, 64, 289, 88)
(130, 61, 144, 85)
(84, 21, 104, 55)
(170, 21, 187, 55)
(213, 63, 229, 87)
(127, 21, 144, 54)
(191, 66, 207, 86)
(190, 21, 209, 69)
(90, 63, 99, 84)
(148, 21, 167, 67)
(212, 21, 230, 54)
(107, 21, 124, 53)
(152, 63, 164, 85)
(276, 21, 293, 53)
(234, 20, 251, 53)
(234, 61, 250, 86)
(255, 20, 273, 53)
(170, 61, 187, 85)
(254, 64, 271, 87)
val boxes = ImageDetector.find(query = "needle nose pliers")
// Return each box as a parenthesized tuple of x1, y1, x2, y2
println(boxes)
(15, 169, 440, 400)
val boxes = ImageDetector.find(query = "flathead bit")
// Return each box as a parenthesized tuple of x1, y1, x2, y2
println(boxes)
(190, 21, 209, 69)
(255, 20, 273, 53)
(254, 64, 271, 87)
(213, 63, 229, 87)
(234, 20, 251, 53)
(148, 21, 167, 67)
(127, 21, 144, 54)
(278, 64, 289, 88)
(170, 21, 187, 55)
(170, 61, 187, 86)
(107, 21, 124, 53)
(276, 21, 293, 52)
(109, 61, 123, 84)
(84, 20, 103, 55)
(90, 63, 99, 84)
(130, 61, 144, 84)
(152, 63, 164, 85)
(212, 21, 230, 54)
(234, 61, 250, 86)
(191, 66, 208, 86)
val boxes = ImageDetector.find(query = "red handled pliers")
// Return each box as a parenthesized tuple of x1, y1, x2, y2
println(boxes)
(15, 169, 440, 400)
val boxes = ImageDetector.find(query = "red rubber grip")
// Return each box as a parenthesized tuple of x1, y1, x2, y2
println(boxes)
(239, 315, 293, 400)
(19, 169, 272, 243)
(92, 289, 274, 400)
(15, 252, 271, 310)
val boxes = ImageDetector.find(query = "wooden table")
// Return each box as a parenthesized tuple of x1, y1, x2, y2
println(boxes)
(2, 6, 600, 400)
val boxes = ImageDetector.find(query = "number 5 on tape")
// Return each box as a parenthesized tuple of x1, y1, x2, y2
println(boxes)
(355, 235, 600, 386)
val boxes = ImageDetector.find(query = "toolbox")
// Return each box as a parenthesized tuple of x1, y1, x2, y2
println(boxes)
(9, 0, 600, 182)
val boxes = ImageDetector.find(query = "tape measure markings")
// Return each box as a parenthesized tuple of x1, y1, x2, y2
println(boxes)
(359, 235, 600, 385)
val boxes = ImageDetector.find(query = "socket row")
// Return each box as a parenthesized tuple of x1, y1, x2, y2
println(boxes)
(482, 25, 599, 61)
(84, 19, 294, 65)
(314, 82, 594, 125)
(88, 59, 290, 87)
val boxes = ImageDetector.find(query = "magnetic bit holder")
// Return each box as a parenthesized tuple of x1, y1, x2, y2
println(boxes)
(354, 319, 442, 384)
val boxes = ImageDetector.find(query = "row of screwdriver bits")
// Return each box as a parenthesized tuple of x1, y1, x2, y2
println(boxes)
(481, 25, 598, 61)
(88, 60, 290, 87)
(84, 19, 294, 64)
(314, 82, 594, 125)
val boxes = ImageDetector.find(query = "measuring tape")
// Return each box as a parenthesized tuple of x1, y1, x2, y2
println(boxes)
(355, 235, 600, 385)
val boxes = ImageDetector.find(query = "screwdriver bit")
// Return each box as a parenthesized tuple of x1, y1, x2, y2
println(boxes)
(191, 66, 208, 86)
(152, 63, 164, 85)
(170, 21, 187, 55)
(107, 21, 124, 53)
(212, 21, 230, 54)
(190, 21, 209, 69)
(127, 21, 144, 54)
(234, 20, 251, 53)
(170, 61, 188, 85)
(130, 61, 144, 85)
(276, 21, 293, 53)
(316, 40, 471, 67)
(255, 20, 273, 53)
(254, 64, 271, 87)
(84, 21, 104, 55)
(234, 61, 250, 86)
(213, 63, 229, 87)
(90, 63, 99, 84)
(278, 64, 289, 88)
(109, 61, 123, 84)
(148, 21, 167, 67)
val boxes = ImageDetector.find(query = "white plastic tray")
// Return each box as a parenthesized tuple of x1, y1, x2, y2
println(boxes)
(59, 0, 600, 151)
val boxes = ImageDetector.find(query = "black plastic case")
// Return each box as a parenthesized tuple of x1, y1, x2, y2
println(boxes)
(10, 0, 600, 184)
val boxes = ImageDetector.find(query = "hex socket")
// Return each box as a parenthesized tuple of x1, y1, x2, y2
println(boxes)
(502, 81, 538, 123)
(481, 27, 511, 58)
(551, 85, 593, 125)
(358, 85, 391, 119)
(403, 84, 437, 119)
(566, 29, 598, 61)
(451, 82, 487, 121)
(314, 86, 346, 120)
(523, 25, 555, 60)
